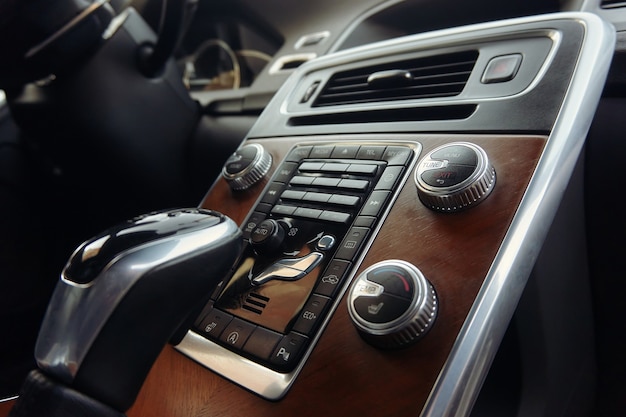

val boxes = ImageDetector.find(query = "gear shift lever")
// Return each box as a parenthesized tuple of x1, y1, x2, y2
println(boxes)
(10, 208, 242, 415)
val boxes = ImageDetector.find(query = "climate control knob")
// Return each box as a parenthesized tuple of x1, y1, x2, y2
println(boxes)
(415, 142, 495, 212)
(223, 143, 272, 191)
(347, 260, 437, 349)
(250, 219, 286, 255)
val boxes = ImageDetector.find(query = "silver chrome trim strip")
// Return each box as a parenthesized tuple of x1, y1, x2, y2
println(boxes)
(177, 139, 422, 400)
(0, 395, 18, 404)
(420, 13, 615, 417)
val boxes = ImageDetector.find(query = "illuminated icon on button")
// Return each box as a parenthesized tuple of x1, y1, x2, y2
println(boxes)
(277, 347, 290, 361)
(344, 241, 357, 249)
(368, 303, 384, 315)
(227, 332, 239, 344)
(322, 274, 339, 285)
(369, 200, 380, 206)
(204, 322, 217, 333)
(302, 311, 317, 320)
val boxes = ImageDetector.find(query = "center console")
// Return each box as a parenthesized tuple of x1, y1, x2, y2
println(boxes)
(126, 12, 614, 417)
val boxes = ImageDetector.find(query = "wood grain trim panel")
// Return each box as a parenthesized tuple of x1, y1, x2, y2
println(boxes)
(124, 134, 545, 417)
(0, 134, 545, 417)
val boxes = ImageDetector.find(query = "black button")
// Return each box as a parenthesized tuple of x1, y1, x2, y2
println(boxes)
(335, 227, 370, 261)
(338, 179, 369, 191)
(270, 332, 309, 371)
(281, 190, 306, 201)
(310, 146, 334, 159)
(219, 318, 256, 349)
(315, 259, 351, 297)
(261, 183, 286, 205)
(353, 216, 376, 228)
(331, 145, 359, 159)
(313, 177, 341, 188)
(347, 164, 378, 175)
(375, 166, 405, 191)
(321, 163, 350, 173)
(431, 145, 478, 166)
(353, 293, 411, 324)
(196, 308, 233, 339)
(299, 162, 325, 172)
(319, 210, 351, 224)
(360, 191, 391, 217)
(242, 211, 266, 239)
(242, 327, 283, 361)
(421, 165, 475, 187)
(303, 192, 332, 203)
(328, 194, 360, 207)
(292, 294, 330, 335)
(255, 203, 273, 214)
(271, 205, 297, 216)
(286, 146, 312, 162)
(290, 176, 315, 186)
(357, 146, 386, 160)
(294, 207, 323, 220)
(383, 146, 412, 166)
(273, 162, 298, 183)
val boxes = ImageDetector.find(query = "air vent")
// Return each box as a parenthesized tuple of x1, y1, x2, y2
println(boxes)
(601, 0, 626, 8)
(313, 50, 478, 107)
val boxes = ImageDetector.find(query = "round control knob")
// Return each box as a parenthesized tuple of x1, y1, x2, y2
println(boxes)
(347, 260, 437, 349)
(250, 219, 286, 254)
(223, 144, 272, 191)
(414, 142, 495, 212)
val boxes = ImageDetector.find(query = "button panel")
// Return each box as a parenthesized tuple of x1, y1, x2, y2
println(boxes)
(192, 141, 418, 373)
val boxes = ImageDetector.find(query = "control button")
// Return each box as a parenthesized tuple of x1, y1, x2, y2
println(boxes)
(271, 205, 297, 216)
(281, 190, 307, 201)
(255, 203, 273, 214)
(353, 216, 376, 228)
(193, 301, 216, 328)
(347, 260, 438, 349)
(335, 227, 370, 261)
(338, 179, 369, 191)
(313, 177, 341, 188)
(286, 146, 312, 162)
(482, 54, 522, 84)
(250, 219, 286, 254)
(290, 176, 315, 186)
(360, 190, 391, 217)
(431, 144, 478, 166)
(294, 207, 323, 219)
(319, 210, 351, 224)
(197, 308, 233, 339)
(353, 293, 411, 324)
(260, 182, 286, 205)
(420, 165, 475, 187)
(242, 326, 283, 361)
(310, 146, 334, 159)
(303, 192, 332, 203)
(316, 235, 336, 251)
(315, 259, 351, 297)
(321, 163, 350, 173)
(328, 194, 360, 207)
(270, 332, 309, 371)
(223, 144, 272, 191)
(273, 162, 298, 183)
(292, 294, 330, 335)
(219, 318, 255, 349)
(347, 164, 378, 175)
(299, 162, 325, 172)
(382, 146, 412, 166)
(415, 142, 496, 212)
(242, 211, 266, 239)
(357, 146, 386, 160)
(374, 166, 405, 191)
(331, 145, 359, 159)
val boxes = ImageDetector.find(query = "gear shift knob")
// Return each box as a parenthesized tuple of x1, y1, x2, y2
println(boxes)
(34, 208, 243, 411)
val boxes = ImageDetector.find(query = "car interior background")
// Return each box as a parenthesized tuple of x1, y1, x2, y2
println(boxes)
(1, 0, 626, 416)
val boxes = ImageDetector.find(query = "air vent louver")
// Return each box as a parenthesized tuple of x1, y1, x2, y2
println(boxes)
(313, 50, 478, 107)
(601, 0, 626, 8)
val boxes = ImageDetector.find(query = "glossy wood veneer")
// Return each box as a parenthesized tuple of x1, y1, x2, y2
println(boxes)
(127, 134, 545, 417)
(0, 134, 545, 417)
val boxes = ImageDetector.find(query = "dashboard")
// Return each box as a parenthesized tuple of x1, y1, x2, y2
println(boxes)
(134, 10, 612, 417)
